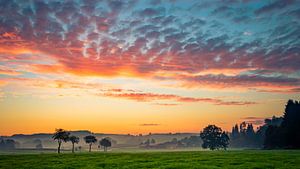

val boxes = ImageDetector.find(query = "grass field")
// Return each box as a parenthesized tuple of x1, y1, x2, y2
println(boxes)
(0, 150, 299, 169)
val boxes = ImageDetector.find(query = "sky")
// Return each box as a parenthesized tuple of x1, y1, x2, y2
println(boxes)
(0, 0, 300, 136)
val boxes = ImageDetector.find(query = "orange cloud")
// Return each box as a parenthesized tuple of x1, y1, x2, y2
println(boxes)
(101, 91, 257, 106)
(172, 74, 300, 93)
(0, 68, 21, 76)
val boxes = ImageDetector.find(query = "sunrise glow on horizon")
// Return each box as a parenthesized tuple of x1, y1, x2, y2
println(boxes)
(0, 0, 299, 136)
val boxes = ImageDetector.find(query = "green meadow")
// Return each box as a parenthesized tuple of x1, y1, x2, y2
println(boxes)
(0, 150, 299, 169)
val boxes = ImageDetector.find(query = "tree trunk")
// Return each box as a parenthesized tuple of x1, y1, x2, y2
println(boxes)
(58, 142, 61, 154)
(72, 143, 74, 153)
(89, 144, 92, 152)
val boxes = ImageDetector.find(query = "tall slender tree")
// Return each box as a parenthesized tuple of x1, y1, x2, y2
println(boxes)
(52, 129, 70, 154)
(69, 135, 80, 153)
(231, 124, 239, 139)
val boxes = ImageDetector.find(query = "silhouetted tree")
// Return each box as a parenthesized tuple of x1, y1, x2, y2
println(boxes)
(230, 122, 263, 148)
(200, 125, 229, 150)
(265, 116, 283, 126)
(0, 139, 17, 150)
(151, 138, 156, 144)
(281, 100, 300, 148)
(69, 135, 80, 153)
(99, 138, 112, 152)
(5, 139, 16, 149)
(0, 138, 17, 150)
(231, 124, 239, 139)
(0, 138, 4, 150)
(246, 124, 255, 138)
(84, 135, 97, 152)
(264, 100, 300, 149)
(52, 129, 70, 154)
(264, 125, 284, 149)
(239, 122, 247, 136)
(256, 116, 283, 147)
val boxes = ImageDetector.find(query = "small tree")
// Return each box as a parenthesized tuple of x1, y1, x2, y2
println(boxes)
(151, 139, 156, 144)
(84, 135, 97, 152)
(99, 138, 112, 152)
(52, 129, 70, 154)
(200, 125, 229, 150)
(69, 135, 80, 153)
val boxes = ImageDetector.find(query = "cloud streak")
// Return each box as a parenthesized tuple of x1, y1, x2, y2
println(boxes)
(101, 91, 257, 106)
(139, 123, 161, 126)
(241, 117, 267, 126)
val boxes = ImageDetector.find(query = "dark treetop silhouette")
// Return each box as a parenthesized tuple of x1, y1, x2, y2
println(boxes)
(200, 125, 229, 150)
(84, 135, 97, 152)
(99, 138, 112, 152)
(0, 138, 18, 150)
(69, 135, 80, 153)
(52, 129, 70, 154)
(230, 122, 260, 148)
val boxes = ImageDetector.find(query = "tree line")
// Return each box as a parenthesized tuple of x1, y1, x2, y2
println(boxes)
(195, 99, 300, 150)
(52, 129, 112, 153)
(229, 99, 300, 149)
(264, 100, 300, 149)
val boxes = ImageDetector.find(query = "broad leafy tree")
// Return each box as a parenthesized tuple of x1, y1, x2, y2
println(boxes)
(200, 125, 229, 150)
(84, 135, 97, 152)
(69, 135, 80, 153)
(99, 138, 112, 152)
(52, 129, 70, 154)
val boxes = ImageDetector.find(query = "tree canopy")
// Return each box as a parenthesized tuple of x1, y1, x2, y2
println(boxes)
(200, 125, 229, 150)
(99, 138, 112, 152)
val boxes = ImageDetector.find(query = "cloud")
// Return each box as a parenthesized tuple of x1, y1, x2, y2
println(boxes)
(0, 0, 299, 93)
(0, 68, 21, 76)
(242, 117, 265, 120)
(255, 0, 295, 15)
(101, 91, 257, 106)
(176, 74, 300, 91)
(138, 7, 166, 17)
(153, 103, 179, 106)
(241, 117, 267, 126)
(139, 123, 161, 126)
(243, 31, 252, 36)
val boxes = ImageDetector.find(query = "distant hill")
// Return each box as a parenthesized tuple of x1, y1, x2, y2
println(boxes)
(1, 131, 198, 150)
